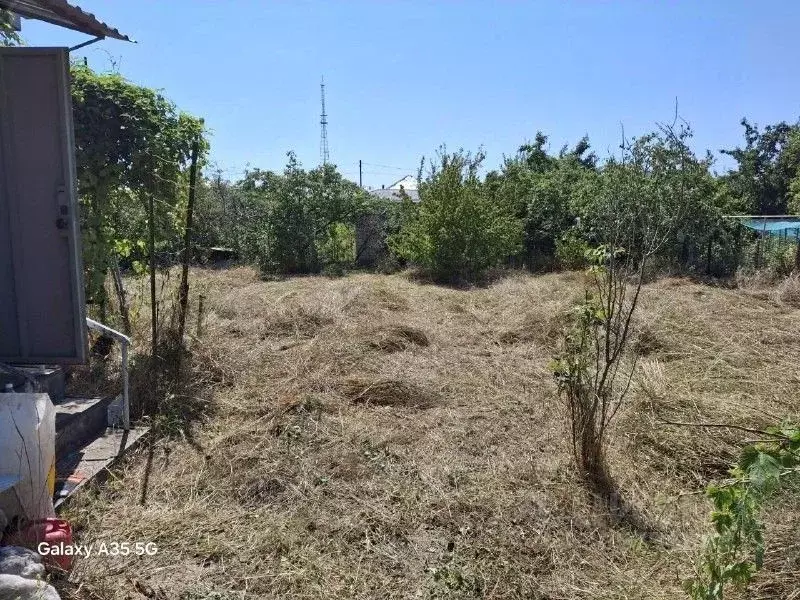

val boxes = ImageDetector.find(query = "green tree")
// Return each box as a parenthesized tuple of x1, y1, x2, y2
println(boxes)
(70, 64, 207, 320)
(192, 170, 245, 252)
(489, 133, 597, 269)
(563, 125, 737, 275)
(240, 154, 368, 275)
(784, 129, 800, 214)
(721, 119, 800, 215)
(390, 149, 523, 282)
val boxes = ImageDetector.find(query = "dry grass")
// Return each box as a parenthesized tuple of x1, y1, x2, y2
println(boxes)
(366, 325, 430, 353)
(339, 376, 438, 409)
(776, 273, 800, 308)
(57, 268, 800, 599)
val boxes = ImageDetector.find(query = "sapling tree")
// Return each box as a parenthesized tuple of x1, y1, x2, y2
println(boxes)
(552, 120, 694, 500)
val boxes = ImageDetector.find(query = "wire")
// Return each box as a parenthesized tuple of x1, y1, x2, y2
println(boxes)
(362, 162, 416, 171)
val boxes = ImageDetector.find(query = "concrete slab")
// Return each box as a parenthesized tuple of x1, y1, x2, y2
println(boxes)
(55, 396, 114, 457)
(54, 426, 149, 509)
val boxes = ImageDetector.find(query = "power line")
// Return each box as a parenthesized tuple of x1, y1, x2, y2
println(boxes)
(362, 162, 415, 171)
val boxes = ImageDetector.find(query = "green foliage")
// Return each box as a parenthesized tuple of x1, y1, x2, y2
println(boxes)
(763, 237, 797, 276)
(191, 172, 237, 251)
(0, 9, 21, 46)
(555, 230, 590, 270)
(721, 119, 800, 215)
(319, 223, 356, 271)
(489, 133, 597, 269)
(484, 120, 796, 278)
(687, 424, 800, 599)
(70, 64, 207, 317)
(390, 149, 522, 282)
(787, 130, 800, 215)
(238, 154, 367, 275)
(583, 125, 702, 260)
(552, 244, 641, 491)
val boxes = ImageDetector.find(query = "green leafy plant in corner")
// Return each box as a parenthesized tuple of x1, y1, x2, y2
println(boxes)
(687, 424, 800, 599)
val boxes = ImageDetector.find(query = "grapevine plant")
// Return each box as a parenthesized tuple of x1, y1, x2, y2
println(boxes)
(687, 423, 800, 599)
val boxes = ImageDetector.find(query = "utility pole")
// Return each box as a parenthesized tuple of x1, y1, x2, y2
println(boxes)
(320, 77, 329, 165)
(359, 160, 362, 188)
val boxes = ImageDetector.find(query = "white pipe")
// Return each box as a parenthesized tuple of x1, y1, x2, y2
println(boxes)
(86, 318, 131, 431)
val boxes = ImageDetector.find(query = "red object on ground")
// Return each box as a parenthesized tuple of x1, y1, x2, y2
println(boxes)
(4, 518, 73, 571)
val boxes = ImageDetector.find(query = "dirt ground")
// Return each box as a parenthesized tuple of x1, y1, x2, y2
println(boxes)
(60, 268, 800, 599)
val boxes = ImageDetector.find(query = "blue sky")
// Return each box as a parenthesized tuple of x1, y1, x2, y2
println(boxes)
(21, 1, 800, 188)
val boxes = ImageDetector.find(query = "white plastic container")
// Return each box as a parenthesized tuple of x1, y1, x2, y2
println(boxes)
(0, 393, 56, 521)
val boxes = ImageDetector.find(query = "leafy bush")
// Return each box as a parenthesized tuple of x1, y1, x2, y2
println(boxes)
(764, 238, 797, 276)
(192, 173, 246, 253)
(488, 133, 598, 270)
(389, 149, 522, 283)
(236, 154, 367, 276)
(319, 223, 356, 270)
(555, 230, 590, 270)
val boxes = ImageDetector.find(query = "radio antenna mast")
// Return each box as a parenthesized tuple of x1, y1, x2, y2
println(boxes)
(320, 77, 330, 165)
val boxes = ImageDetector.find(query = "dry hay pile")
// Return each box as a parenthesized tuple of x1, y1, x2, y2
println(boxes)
(58, 268, 800, 599)
(366, 325, 430, 353)
(776, 273, 800, 307)
(339, 376, 437, 408)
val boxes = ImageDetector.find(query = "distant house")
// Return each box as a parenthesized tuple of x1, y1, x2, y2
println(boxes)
(355, 176, 419, 267)
(369, 175, 420, 203)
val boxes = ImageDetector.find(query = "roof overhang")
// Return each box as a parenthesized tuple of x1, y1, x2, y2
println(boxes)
(0, 0, 132, 42)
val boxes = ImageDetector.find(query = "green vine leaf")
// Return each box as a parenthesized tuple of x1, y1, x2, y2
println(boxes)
(688, 422, 800, 599)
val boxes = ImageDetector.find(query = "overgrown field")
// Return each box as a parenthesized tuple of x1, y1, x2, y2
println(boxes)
(62, 268, 800, 599)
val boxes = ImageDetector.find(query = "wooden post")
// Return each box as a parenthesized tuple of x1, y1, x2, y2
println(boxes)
(196, 294, 205, 338)
(111, 258, 131, 335)
(795, 229, 800, 271)
(755, 218, 767, 269)
(177, 140, 200, 342)
(754, 238, 761, 269)
(148, 192, 157, 358)
(706, 234, 713, 275)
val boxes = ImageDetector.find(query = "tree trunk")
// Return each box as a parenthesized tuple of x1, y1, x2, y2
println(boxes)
(177, 141, 200, 342)
(111, 259, 132, 335)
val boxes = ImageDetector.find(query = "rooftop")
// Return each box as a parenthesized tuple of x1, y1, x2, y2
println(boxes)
(370, 186, 419, 203)
(0, 0, 132, 41)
